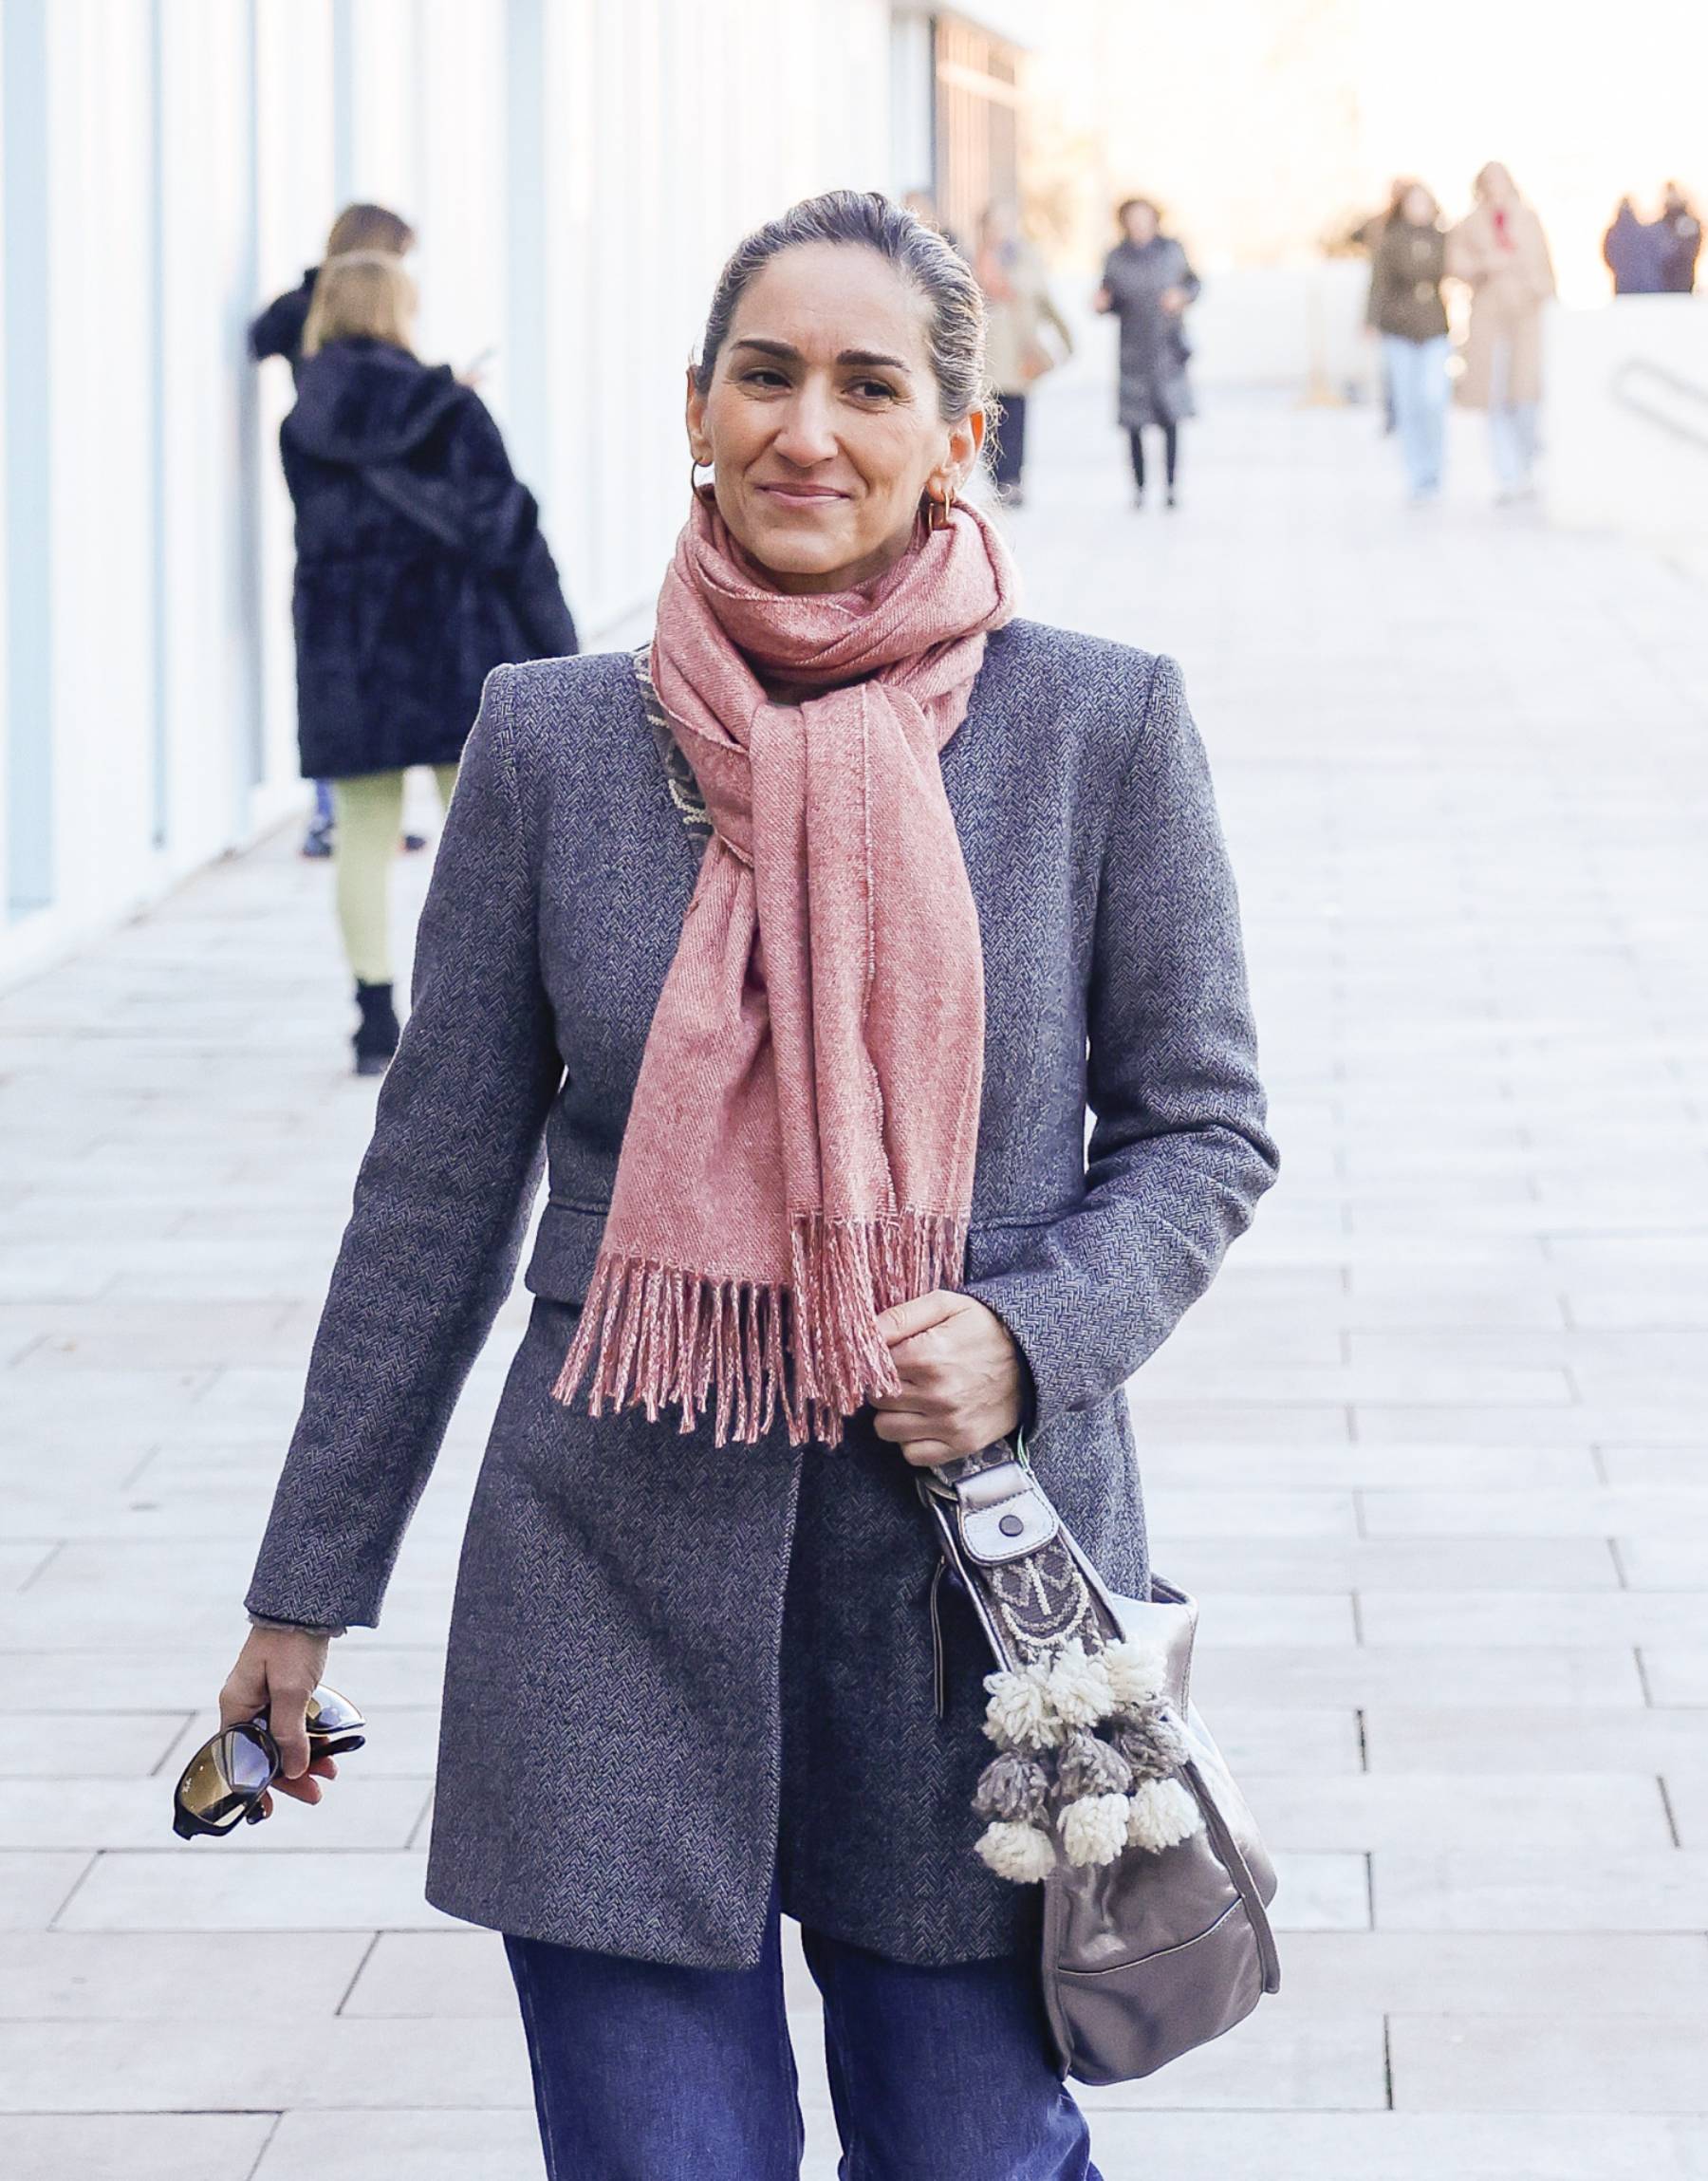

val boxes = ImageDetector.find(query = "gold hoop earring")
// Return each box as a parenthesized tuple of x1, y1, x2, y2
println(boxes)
(690, 455, 714, 499)
(925, 479, 956, 531)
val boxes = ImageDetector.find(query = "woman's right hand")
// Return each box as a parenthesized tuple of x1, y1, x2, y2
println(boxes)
(218, 1626, 337, 1809)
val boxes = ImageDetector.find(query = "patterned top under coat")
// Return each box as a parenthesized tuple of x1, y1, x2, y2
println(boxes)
(246, 623, 1278, 1968)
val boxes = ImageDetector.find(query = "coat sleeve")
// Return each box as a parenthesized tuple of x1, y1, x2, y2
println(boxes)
(452, 395, 579, 658)
(245, 671, 564, 1629)
(249, 284, 310, 364)
(964, 656, 1277, 1433)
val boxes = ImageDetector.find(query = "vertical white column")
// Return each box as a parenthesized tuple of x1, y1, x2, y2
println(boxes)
(46, 0, 154, 923)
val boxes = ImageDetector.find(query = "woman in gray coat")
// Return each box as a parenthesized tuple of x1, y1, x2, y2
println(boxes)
(1095, 196, 1201, 509)
(222, 191, 1274, 2180)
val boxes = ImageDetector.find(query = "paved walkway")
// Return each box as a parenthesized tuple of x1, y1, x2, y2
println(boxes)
(3, 373, 1707, 2179)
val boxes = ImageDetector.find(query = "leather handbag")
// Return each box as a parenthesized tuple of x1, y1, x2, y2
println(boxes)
(919, 1442, 1281, 2084)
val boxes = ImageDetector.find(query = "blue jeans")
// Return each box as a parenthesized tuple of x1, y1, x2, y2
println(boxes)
(505, 1896, 1101, 2181)
(1486, 336, 1539, 492)
(1383, 332, 1450, 495)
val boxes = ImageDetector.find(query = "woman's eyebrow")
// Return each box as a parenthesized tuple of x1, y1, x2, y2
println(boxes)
(730, 336, 911, 372)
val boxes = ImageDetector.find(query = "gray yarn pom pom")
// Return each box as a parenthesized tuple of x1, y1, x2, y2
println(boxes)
(1110, 1708, 1191, 1782)
(974, 1751, 1051, 1824)
(1054, 1727, 1134, 1802)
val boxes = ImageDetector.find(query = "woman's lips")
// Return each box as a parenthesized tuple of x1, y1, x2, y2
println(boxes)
(756, 482, 848, 507)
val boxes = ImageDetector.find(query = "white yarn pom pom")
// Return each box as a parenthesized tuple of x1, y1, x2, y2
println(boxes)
(982, 1662, 1060, 1751)
(1060, 1791, 1132, 1868)
(1046, 1641, 1115, 1729)
(1103, 1637, 1169, 1711)
(1125, 1775, 1203, 1853)
(975, 1818, 1058, 1883)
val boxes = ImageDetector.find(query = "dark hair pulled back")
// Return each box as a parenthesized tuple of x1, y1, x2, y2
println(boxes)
(694, 190, 986, 422)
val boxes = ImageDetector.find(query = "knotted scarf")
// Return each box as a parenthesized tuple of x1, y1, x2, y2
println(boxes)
(552, 490, 1017, 1445)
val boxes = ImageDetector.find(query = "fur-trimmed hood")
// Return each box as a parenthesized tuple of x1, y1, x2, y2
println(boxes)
(283, 337, 467, 466)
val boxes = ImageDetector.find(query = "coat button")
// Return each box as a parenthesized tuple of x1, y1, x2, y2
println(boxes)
(999, 1513, 1025, 1538)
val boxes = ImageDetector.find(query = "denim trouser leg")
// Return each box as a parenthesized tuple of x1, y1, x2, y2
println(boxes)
(1383, 332, 1449, 494)
(505, 1910, 805, 2181)
(805, 1925, 1101, 2181)
(505, 1897, 1101, 2181)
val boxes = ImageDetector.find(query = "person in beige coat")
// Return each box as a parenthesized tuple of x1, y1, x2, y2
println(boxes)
(1447, 162, 1556, 500)
(975, 203, 1073, 507)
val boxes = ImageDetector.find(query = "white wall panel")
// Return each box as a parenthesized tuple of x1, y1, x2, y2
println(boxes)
(46, 0, 154, 920)
(253, 0, 336, 817)
(0, 0, 899, 983)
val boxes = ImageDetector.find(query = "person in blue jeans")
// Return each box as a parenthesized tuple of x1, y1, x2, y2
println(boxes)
(506, 1885, 1099, 2179)
(1370, 180, 1451, 502)
(228, 194, 1272, 2181)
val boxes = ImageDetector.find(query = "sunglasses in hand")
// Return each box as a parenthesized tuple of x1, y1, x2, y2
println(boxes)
(172, 1685, 366, 1840)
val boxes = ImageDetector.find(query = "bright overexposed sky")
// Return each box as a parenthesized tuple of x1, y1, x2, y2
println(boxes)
(1015, 0, 1708, 297)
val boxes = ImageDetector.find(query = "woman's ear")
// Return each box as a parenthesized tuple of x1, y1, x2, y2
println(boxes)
(945, 407, 985, 493)
(684, 364, 711, 465)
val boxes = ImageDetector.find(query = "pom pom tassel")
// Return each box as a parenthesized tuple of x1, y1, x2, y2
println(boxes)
(981, 1661, 1061, 1752)
(1054, 1728, 1134, 1803)
(1103, 1635, 1170, 1710)
(1060, 1792, 1133, 1868)
(1109, 1706, 1193, 1782)
(974, 1751, 1052, 1824)
(976, 1818, 1058, 1882)
(1126, 1775, 1204, 1853)
(1045, 1640, 1116, 1729)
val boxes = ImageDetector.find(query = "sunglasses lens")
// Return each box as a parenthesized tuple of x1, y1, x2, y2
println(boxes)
(306, 1686, 364, 1738)
(305, 1687, 366, 1757)
(173, 1725, 275, 1837)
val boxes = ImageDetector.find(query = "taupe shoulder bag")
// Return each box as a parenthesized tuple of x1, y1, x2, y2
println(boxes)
(919, 1441, 1280, 2085)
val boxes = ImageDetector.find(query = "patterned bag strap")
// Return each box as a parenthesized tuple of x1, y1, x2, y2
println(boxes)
(918, 1438, 1120, 1676)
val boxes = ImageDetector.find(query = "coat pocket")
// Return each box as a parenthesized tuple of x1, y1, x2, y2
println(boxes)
(524, 1200, 608, 1304)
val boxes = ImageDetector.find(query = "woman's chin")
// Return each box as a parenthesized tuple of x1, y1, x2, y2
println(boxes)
(738, 524, 864, 585)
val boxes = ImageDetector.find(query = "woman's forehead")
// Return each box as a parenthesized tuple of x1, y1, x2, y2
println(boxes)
(728, 245, 933, 368)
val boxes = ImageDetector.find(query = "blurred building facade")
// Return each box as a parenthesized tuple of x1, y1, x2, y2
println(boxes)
(0, 0, 1029, 983)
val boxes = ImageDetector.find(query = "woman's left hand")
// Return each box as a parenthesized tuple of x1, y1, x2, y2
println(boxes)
(870, 1292, 1024, 1466)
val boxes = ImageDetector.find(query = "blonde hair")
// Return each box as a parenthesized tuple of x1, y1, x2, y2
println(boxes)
(302, 252, 418, 359)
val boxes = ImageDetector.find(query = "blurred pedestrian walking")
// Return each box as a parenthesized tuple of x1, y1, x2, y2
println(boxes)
(251, 204, 418, 861)
(281, 251, 576, 1073)
(975, 203, 1073, 507)
(1602, 196, 1668, 296)
(1447, 163, 1555, 503)
(1350, 181, 1408, 433)
(1095, 197, 1199, 510)
(1659, 182, 1702, 293)
(1371, 182, 1451, 502)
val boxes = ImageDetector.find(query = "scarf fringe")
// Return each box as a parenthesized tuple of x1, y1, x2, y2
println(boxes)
(550, 1209, 970, 1448)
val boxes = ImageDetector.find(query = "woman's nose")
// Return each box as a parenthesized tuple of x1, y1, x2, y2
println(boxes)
(771, 391, 839, 467)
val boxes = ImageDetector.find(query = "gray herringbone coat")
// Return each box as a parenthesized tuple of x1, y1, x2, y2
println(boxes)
(246, 622, 1277, 1969)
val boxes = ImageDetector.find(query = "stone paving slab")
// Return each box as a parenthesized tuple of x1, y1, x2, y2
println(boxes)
(4, 379, 1707, 2172)
(0, 2115, 279, 2181)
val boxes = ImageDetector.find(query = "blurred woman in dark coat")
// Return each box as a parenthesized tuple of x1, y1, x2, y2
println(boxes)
(282, 252, 576, 1072)
(1094, 197, 1199, 510)
(251, 203, 418, 859)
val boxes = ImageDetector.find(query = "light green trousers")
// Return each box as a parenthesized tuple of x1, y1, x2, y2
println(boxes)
(329, 766, 459, 986)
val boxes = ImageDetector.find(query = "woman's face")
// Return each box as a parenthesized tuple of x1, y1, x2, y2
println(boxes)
(686, 243, 981, 597)
(1402, 185, 1435, 227)
(1123, 203, 1159, 245)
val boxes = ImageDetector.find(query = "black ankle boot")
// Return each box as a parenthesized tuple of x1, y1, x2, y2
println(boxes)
(352, 981, 400, 1076)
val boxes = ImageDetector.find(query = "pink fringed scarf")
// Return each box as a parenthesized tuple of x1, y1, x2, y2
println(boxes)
(552, 492, 1017, 1445)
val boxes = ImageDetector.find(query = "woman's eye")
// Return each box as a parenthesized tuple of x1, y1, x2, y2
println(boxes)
(849, 379, 899, 401)
(741, 368, 789, 389)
